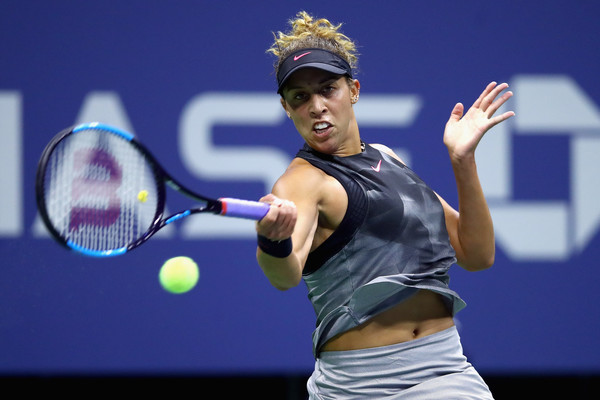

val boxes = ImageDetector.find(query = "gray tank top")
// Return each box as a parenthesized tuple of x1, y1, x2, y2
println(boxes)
(296, 143, 466, 357)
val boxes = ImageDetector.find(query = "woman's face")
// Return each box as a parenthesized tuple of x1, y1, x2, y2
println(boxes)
(281, 68, 360, 156)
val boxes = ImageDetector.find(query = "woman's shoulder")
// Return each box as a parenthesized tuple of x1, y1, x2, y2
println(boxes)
(273, 157, 331, 195)
(287, 156, 326, 175)
(369, 143, 406, 164)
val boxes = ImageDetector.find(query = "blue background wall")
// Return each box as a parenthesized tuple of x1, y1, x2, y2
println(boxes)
(1, 0, 599, 390)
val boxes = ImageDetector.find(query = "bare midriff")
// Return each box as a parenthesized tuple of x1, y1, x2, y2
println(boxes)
(321, 289, 455, 352)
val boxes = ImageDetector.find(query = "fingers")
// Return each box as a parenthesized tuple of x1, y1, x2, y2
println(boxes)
(468, 81, 515, 125)
(257, 194, 297, 240)
(488, 110, 516, 128)
(447, 102, 464, 124)
(485, 88, 514, 117)
(481, 82, 505, 110)
(477, 82, 512, 112)
(472, 81, 497, 109)
(259, 193, 277, 203)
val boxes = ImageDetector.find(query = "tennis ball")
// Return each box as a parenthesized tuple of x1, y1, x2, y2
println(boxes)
(159, 256, 199, 294)
(137, 190, 149, 203)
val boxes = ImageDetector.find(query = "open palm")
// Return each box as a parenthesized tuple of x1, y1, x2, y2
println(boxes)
(444, 81, 515, 162)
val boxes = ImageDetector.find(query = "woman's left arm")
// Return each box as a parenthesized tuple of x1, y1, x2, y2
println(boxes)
(441, 81, 515, 271)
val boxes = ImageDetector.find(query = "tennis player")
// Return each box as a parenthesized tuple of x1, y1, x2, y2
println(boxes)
(255, 11, 513, 399)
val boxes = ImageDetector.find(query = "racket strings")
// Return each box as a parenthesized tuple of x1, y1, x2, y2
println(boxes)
(43, 129, 158, 251)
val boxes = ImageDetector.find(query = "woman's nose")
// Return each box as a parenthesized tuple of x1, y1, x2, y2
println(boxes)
(308, 95, 327, 117)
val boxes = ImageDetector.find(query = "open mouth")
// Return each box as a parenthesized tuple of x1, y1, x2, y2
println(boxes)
(313, 122, 332, 135)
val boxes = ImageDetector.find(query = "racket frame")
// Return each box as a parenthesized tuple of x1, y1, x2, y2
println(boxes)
(35, 122, 248, 257)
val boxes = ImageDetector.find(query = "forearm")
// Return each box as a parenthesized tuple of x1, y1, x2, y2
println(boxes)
(442, 81, 513, 270)
(256, 249, 303, 290)
(254, 160, 325, 289)
(451, 154, 495, 271)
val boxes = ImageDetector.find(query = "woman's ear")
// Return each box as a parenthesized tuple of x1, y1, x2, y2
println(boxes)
(280, 97, 291, 118)
(351, 79, 360, 104)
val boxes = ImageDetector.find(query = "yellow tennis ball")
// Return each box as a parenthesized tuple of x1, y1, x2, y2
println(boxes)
(137, 190, 149, 203)
(159, 256, 199, 294)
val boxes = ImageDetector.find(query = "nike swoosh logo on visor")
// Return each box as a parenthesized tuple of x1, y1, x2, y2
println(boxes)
(371, 160, 382, 172)
(294, 52, 311, 61)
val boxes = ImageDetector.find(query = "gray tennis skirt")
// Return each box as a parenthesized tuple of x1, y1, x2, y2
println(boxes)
(307, 326, 494, 399)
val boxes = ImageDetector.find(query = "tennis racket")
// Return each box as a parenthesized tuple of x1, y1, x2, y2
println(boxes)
(35, 122, 270, 257)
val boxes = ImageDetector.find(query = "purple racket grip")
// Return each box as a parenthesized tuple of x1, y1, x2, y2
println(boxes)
(219, 198, 270, 220)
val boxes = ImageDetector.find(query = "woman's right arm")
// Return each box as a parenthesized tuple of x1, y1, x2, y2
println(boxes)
(255, 160, 323, 290)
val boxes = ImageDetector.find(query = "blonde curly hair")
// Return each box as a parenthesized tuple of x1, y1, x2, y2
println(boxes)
(267, 11, 359, 77)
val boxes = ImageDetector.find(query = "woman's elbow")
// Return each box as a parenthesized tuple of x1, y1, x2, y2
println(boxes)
(459, 253, 495, 272)
(270, 276, 302, 291)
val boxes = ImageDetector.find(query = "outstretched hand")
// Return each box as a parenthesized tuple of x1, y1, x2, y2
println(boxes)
(444, 81, 515, 163)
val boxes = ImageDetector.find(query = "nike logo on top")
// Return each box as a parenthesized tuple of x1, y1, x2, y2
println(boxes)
(371, 160, 382, 172)
(294, 52, 311, 61)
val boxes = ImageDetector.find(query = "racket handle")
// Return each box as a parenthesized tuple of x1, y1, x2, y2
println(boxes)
(219, 198, 270, 220)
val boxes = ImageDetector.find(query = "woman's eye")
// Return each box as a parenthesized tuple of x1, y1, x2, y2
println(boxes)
(293, 93, 307, 101)
(320, 86, 337, 97)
